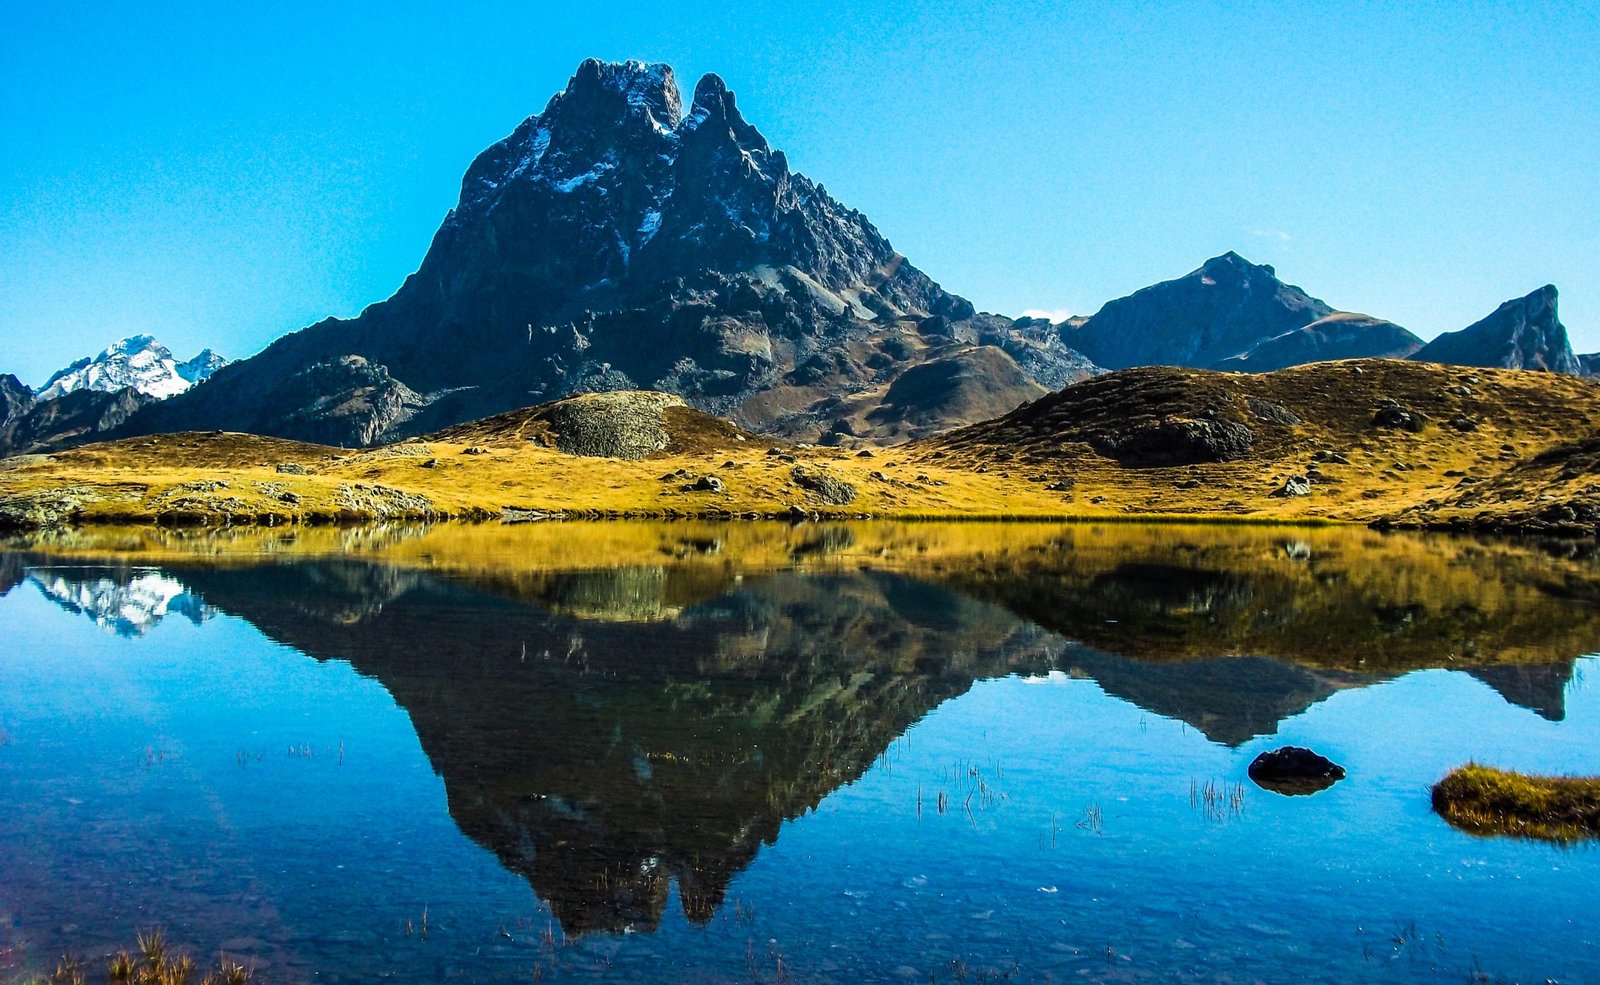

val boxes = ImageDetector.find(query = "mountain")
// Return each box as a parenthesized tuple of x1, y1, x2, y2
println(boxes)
(122, 60, 1089, 448)
(1409, 284, 1582, 374)
(0, 386, 154, 458)
(0, 375, 34, 430)
(37, 335, 226, 401)
(1058, 252, 1424, 371)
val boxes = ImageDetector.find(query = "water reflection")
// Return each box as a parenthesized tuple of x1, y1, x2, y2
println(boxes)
(7, 520, 1600, 943)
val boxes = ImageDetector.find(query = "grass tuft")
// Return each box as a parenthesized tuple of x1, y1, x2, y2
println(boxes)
(1432, 763, 1600, 842)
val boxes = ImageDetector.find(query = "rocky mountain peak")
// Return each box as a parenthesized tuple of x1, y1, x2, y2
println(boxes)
(1062, 252, 1333, 369)
(1410, 284, 1580, 374)
(116, 59, 1086, 447)
(0, 374, 35, 429)
(1196, 251, 1275, 286)
(557, 58, 681, 130)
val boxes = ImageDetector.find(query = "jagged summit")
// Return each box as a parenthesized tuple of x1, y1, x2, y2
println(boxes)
(122, 59, 1077, 447)
(1409, 284, 1581, 374)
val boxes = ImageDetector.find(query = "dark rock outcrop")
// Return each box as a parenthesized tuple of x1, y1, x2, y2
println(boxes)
(543, 391, 688, 460)
(0, 375, 35, 432)
(1410, 285, 1581, 374)
(1094, 417, 1255, 466)
(1372, 399, 1428, 433)
(1247, 746, 1346, 795)
(790, 465, 857, 505)
(118, 60, 1093, 447)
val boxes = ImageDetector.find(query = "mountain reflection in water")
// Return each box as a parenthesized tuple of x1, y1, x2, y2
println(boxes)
(4, 521, 1600, 939)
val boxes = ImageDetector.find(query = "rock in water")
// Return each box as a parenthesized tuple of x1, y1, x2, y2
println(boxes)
(1248, 746, 1346, 795)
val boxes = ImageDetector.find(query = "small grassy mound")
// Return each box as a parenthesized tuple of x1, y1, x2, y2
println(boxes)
(1432, 764, 1600, 842)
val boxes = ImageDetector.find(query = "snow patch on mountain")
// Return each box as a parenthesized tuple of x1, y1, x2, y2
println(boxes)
(38, 336, 227, 401)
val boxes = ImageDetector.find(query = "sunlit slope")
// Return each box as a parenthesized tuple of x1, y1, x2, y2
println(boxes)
(1, 360, 1598, 531)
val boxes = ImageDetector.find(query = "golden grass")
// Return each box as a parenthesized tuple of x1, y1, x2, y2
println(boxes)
(1432, 764, 1600, 842)
(2, 359, 1598, 530)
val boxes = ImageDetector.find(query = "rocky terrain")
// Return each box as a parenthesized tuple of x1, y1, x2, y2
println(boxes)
(0, 386, 155, 460)
(6, 63, 1589, 458)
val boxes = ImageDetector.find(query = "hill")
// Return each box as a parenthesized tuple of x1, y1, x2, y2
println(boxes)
(4, 359, 1600, 534)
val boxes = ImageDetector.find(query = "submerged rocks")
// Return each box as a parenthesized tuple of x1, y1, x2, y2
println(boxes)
(1248, 746, 1346, 795)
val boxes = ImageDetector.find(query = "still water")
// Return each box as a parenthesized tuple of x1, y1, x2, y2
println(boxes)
(2, 522, 1598, 983)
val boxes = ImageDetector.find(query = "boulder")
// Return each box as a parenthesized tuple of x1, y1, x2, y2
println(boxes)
(790, 466, 857, 505)
(1272, 475, 1311, 498)
(1372, 400, 1428, 433)
(1248, 746, 1346, 795)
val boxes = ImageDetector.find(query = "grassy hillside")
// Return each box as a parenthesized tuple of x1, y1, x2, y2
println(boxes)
(1, 359, 1597, 532)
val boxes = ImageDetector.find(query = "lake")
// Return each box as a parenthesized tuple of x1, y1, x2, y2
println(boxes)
(2, 521, 1598, 983)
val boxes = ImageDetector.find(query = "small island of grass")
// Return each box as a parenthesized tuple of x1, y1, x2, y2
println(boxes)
(1432, 764, 1600, 842)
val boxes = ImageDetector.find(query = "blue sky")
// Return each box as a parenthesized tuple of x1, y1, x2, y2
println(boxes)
(2, 1, 1596, 384)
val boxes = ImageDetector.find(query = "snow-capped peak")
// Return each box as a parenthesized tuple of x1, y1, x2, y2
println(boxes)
(37, 336, 227, 401)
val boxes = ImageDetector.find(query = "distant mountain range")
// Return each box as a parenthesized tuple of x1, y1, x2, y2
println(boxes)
(1, 336, 226, 457)
(0, 60, 1590, 456)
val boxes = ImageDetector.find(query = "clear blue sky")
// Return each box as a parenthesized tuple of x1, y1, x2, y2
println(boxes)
(2, 1, 1597, 384)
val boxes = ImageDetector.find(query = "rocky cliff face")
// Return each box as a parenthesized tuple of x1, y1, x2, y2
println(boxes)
(124, 60, 1086, 447)
(1409, 285, 1581, 374)
(1059, 252, 1424, 371)
(0, 375, 34, 431)
(0, 386, 154, 457)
